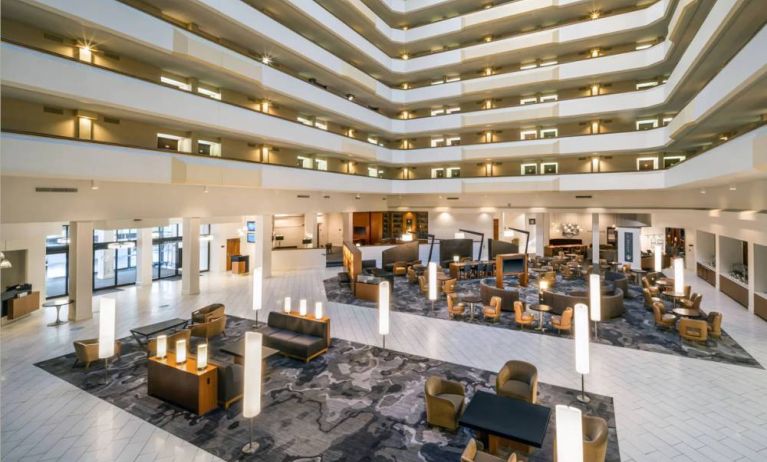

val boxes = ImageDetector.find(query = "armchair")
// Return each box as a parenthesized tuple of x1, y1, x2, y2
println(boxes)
(583, 415, 609, 462)
(461, 438, 517, 462)
(407, 267, 418, 284)
(706, 311, 722, 338)
(678, 318, 708, 343)
(424, 376, 465, 431)
(443, 278, 457, 296)
(191, 303, 225, 323)
(147, 329, 191, 357)
(73, 338, 122, 368)
(447, 294, 465, 319)
(482, 296, 502, 323)
(496, 360, 538, 403)
(642, 277, 659, 296)
(514, 301, 535, 329)
(551, 307, 573, 334)
(418, 275, 429, 295)
(642, 288, 661, 310)
(392, 261, 408, 276)
(215, 362, 243, 409)
(681, 293, 702, 310)
(190, 315, 226, 340)
(652, 302, 676, 329)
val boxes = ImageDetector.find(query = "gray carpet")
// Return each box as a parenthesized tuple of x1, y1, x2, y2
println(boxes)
(323, 273, 761, 369)
(35, 316, 620, 461)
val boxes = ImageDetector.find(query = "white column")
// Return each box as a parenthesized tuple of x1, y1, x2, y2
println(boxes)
(342, 212, 353, 243)
(135, 228, 154, 286)
(249, 215, 272, 279)
(714, 234, 721, 289)
(68, 221, 94, 321)
(304, 212, 318, 248)
(535, 213, 548, 256)
(182, 217, 201, 295)
(592, 213, 600, 265)
(747, 240, 755, 313)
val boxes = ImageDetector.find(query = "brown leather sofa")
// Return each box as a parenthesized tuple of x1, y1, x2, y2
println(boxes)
(542, 289, 625, 318)
(496, 360, 538, 403)
(424, 376, 465, 431)
(73, 338, 122, 368)
(263, 311, 330, 362)
(479, 279, 520, 311)
(191, 303, 225, 323)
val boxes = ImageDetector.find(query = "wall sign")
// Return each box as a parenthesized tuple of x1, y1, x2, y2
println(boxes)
(624, 231, 634, 262)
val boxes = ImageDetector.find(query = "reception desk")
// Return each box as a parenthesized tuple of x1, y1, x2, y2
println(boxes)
(2, 285, 39, 320)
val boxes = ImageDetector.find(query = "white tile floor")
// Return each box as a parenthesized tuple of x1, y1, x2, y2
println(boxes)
(2, 268, 767, 461)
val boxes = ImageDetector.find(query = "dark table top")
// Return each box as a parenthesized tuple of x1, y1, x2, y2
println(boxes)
(529, 304, 552, 313)
(130, 318, 188, 337)
(219, 339, 279, 359)
(461, 295, 483, 304)
(459, 391, 551, 448)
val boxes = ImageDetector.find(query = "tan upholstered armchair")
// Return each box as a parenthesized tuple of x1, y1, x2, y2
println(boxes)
(652, 302, 676, 329)
(678, 318, 708, 342)
(190, 315, 226, 340)
(482, 296, 502, 323)
(643, 288, 661, 310)
(392, 261, 408, 276)
(447, 294, 465, 319)
(642, 277, 659, 296)
(407, 267, 418, 284)
(461, 438, 517, 462)
(706, 311, 722, 338)
(418, 275, 429, 295)
(551, 307, 573, 334)
(191, 303, 225, 323)
(424, 376, 465, 431)
(443, 278, 457, 296)
(514, 301, 535, 329)
(73, 338, 122, 368)
(496, 360, 538, 403)
(681, 293, 702, 310)
(584, 415, 609, 462)
(147, 329, 191, 357)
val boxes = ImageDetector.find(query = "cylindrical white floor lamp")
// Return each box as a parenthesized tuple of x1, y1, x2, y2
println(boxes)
(555, 405, 584, 462)
(574, 303, 591, 403)
(252, 266, 262, 326)
(379, 281, 390, 349)
(242, 331, 263, 454)
(428, 262, 437, 312)
(674, 257, 684, 295)
(589, 273, 601, 339)
(654, 244, 663, 272)
(98, 297, 116, 384)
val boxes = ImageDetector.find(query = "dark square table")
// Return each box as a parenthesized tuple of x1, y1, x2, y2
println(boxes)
(459, 391, 551, 454)
(130, 318, 189, 348)
(219, 339, 279, 364)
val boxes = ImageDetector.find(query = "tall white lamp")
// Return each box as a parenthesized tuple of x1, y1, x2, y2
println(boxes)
(589, 273, 601, 338)
(299, 299, 307, 316)
(314, 301, 323, 320)
(242, 331, 263, 454)
(428, 261, 437, 312)
(673, 257, 684, 295)
(283, 296, 291, 313)
(654, 244, 663, 272)
(98, 297, 116, 383)
(555, 405, 584, 462)
(378, 281, 390, 349)
(252, 266, 262, 326)
(574, 303, 591, 403)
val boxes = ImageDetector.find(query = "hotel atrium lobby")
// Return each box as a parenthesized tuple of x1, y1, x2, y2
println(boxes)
(1, 0, 767, 461)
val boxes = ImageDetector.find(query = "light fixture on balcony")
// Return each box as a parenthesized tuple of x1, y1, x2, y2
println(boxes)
(484, 35, 493, 43)
(484, 67, 493, 76)
(591, 83, 600, 96)
(401, 53, 409, 60)
(346, 94, 355, 101)
(590, 48, 600, 58)
(77, 43, 93, 63)
(90, 180, 99, 190)
(590, 10, 601, 19)
(261, 55, 272, 65)
(401, 82, 410, 89)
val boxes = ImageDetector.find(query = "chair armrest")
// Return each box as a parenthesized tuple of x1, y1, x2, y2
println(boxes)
(440, 379, 465, 396)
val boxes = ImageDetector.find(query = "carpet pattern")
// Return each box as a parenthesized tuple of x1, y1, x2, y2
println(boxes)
(36, 316, 620, 461)
(323, 274, 761, 369)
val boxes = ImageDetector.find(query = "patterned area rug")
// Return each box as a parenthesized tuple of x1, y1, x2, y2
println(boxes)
(323, 274, 761, 369)
(36, 316, 620, 461)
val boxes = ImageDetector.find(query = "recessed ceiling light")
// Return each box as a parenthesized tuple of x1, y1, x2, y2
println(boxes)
(346, 94, 355, 101)
(700, 189, 706, 194)
(203, 185, 209, 193)
(729, 186, 737, 191)
(90, 180, 99, 190)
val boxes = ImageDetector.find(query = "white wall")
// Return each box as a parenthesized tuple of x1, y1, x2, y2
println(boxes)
(1, 222, 63, 299)
(273, 215, 305, 248)
(209, 222, 244, 273)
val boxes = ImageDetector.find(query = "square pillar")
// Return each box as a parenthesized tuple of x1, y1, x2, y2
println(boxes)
(592, 213, 600, 265)
(135, 228, 154, 286)
(182, 217, 201, 295)
(68, 221, 93, 321)
(304, 213, 318, 248)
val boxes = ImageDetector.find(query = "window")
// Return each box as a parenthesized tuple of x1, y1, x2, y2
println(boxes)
(314, 120, 328, 130)
(521, 163, 538, 175)
(197, 140, 221, 157)
(446, 167, 461, 178)
(520, 129, 537, 140)
(316, 159, 328, 171)
(541, 162, 558, 174)
(160, 76, 191, 91)
(520, 63, 538, 70)
(197, 87, 221, 100)
(663, 156, 685, 168)
(368, 167, 379, 177)
(445, 136, 461, 146)
(157, 133, 191, 152)
(636, 80, 659, 90)
(297, 115, 314, 126)
(297, 156, 313, 169)
(520, 96, 538, 105)
(539, 94, 558, 103)
(430, 137, 445, 148)
(636, 157, 658, 171)
(540, 128, 558, 139)
(636, 119, 659, 130)
(431, 168, 445, 178)
(430, 108, 445, 116)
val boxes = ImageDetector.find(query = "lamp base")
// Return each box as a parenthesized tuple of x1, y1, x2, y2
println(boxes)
(576, 393, 591, 404)
(241, 442, 260, 454)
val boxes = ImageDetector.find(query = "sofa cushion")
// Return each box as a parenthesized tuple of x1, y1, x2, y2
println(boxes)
(438, 393, 464, 411)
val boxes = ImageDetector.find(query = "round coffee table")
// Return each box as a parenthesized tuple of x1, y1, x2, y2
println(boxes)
(461, 295, 483, 321)
(43, 299, 73, 326)
(673, 308, 702, 318)
(528, 304, 552, 332)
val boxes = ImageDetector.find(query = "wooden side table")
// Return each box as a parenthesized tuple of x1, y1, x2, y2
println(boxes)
(148, 352, 218, 415)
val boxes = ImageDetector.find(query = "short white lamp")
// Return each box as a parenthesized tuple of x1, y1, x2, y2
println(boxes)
(196, 343, 208, 371)
(454, 232, 466, 239)
(299, 299, 307, 316)
(503, 228, 515, 239)
(242, 331, 263, 454)
(654, 244, 663, 272)
(156, 334, 167, 360)
(378, 281, 390, 349)
(428, 261, 438, 311)
(555, 405, 584, 462)
(574, 303, 591, 403)
(314, 301, 323, 320)
(453, 255, 460, 263)
(589, 273, 601, 338)
(283, 296, 291, 313)
(673, 257, 684, 295)
(401, 232, 413, 242)
(175, 339, 187, 365)
(252, 266, 263, 326)
(98, 297, 116, 383)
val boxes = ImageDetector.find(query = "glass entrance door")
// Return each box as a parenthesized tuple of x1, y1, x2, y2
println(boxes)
(153, 241, 180, 279)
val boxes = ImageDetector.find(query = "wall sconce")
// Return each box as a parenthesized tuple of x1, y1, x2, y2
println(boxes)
(401, 53, 409, 60)
(299, 299, 307, 316)
(483, 99, 493, 109)
(261, 55, 272, 65)
(484, 35, 493, 43)
(315, 302, 323, 320)
(196, 343, 208, 371)
(156, 335, 167, 359)
(242, 331, 263, 453)
(574, 303, 590, 403)
(591, 120, 600, 134)
(261, 100, 270, 113)
(283, 296, 291, 313)
(590, 10, 601, 19)
(484, 67, 493, 76)
(378, 281, 390, 349)
(591, 157, 600, 172)
(484, 131, 493, 143)
(485, 162, 493, 176)
(176, 339, 187, 365)
(401, 82, 410, 89)
(556, 405, 585, 462)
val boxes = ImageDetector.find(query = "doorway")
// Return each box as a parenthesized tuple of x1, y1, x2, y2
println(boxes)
(226, 238, 241, 271)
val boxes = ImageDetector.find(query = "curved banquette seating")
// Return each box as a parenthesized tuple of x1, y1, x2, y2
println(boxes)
(542, 288, 625, 319)
(604, 271, 629, 298)
(479, 279, 520, 312)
